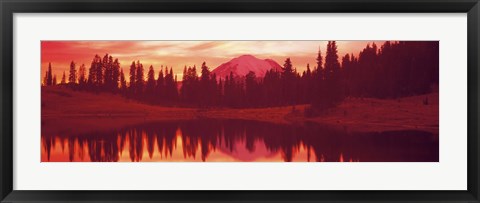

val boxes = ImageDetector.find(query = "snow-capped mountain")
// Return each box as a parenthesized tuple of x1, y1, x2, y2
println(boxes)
(212, 55, 282, 79)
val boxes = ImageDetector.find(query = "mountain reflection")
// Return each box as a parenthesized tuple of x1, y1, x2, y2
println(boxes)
(41, 119, 439, 162)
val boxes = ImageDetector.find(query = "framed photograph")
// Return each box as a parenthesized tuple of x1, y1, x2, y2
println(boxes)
(1, 0, 479, 202)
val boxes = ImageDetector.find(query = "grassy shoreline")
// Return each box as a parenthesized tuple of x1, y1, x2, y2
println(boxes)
(42, 86, 438, 134)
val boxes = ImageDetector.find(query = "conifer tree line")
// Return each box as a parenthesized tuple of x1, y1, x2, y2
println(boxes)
(43, 41, 439, 110)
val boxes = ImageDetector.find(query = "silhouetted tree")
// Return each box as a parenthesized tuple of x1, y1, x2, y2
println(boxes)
(120, 68, 127, 94)
(46, 63, 53, 86)
(112, 58, 120, 91)
(128, 61, 136, 97)
(87, 55, 103, 89)
(68, 61, 76, 85)
(135, 61, 144, 96)
(323, 41, 343, 107)
(164, 67, 178, 103)
(263, 69, 282, 106)
(78, 64, 87, 88)
(210, 73, 218, 106)
(311, 47, 326, 109)
(245, 71, 258, 107)
(102, 54, 113, 91)
(281, 58, 296, 106)
(156, 66, 165, 103)
(199, 62, 212, 107)
(180, 65, 199, 106)
(217, 78, 223, 106)
(146, 65, 156, 103)
(61, 71, 67, 85)
(304, 63, 314, 103)
(341, 53, 353, 96)
(43, 70, 48, 86)
(223, 72, 235, 107)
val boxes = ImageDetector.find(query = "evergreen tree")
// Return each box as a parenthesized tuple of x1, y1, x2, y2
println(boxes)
(129, 61, 136, 94)
(281, 58, 296, 105)
(341, 54, 352, 96)
(311, 47, 326, 109)
(245, 71, 258, 107)
(61, 71, 66, 84)
(46, 63, 53, 86)
(210, 73, 218, 106)
(87, 61, 94, 87)
(263, 69, 281, 106)
(78, 64, 87, 88)
(200, 62, 211, 107)
(112, 58, 120, 91)
(217, 78, 223, 106)
(306, 63, 311, 76)
(173, 73, 179, 102)
(135, 61, 144, 95)
(68, 61, 76, 84)
(200, 62, 210, 82)
(120, 68, 127, 94)
(43, 70, 48, 86)
(87, 55, 103, 88)
(103, 54, 113, 90)
(305, 63, 314, 102)
(316, 46, 323, 70)
(156, 66, 165, 103)
(94, 55, 103, 87)
(324, 41, 343, 106)
(164, 67, 177, 103)
(146, 65, 156, 102)
(180, 65, 199, 105)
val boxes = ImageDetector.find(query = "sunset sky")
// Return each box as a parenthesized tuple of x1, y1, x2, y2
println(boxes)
(41, 41, 384, 81)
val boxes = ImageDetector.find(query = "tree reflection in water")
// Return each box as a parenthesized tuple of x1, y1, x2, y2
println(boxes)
(41, 119, 439, 162)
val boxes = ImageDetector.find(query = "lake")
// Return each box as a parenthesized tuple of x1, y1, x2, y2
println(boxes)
(41, 119, 439, 162)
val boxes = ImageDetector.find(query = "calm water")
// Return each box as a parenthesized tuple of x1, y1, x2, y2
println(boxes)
(41, 119, 439, 162)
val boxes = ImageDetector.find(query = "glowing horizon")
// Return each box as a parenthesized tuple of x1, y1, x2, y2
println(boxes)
(41, 40, 385, 81)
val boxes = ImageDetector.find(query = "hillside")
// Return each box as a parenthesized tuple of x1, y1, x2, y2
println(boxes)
(42, 86, 438, 135)
(42, 86, 196, 136)
(309, 94, 438, 133)
(42, 86, 195, 118)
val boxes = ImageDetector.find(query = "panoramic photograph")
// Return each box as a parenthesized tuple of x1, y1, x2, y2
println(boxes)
(41, 40, 439, 162)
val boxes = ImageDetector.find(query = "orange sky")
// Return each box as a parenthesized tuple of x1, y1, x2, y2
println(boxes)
(41, 41, 384, 81)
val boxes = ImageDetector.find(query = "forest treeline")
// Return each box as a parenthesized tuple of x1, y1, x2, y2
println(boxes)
(42, 41, 439, 110)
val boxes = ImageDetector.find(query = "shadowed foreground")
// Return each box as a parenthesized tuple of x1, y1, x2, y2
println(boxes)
(42, 86, 438, 133)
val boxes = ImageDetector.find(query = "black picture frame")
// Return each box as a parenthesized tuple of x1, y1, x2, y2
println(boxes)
(1, 0, 479, 202)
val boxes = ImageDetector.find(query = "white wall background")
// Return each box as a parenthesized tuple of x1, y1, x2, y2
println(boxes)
(13, 13, 467, 190)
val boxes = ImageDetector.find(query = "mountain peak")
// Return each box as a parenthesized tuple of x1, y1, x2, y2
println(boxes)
(212, 55, 282, 79)
(236, 54, 256, 59)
